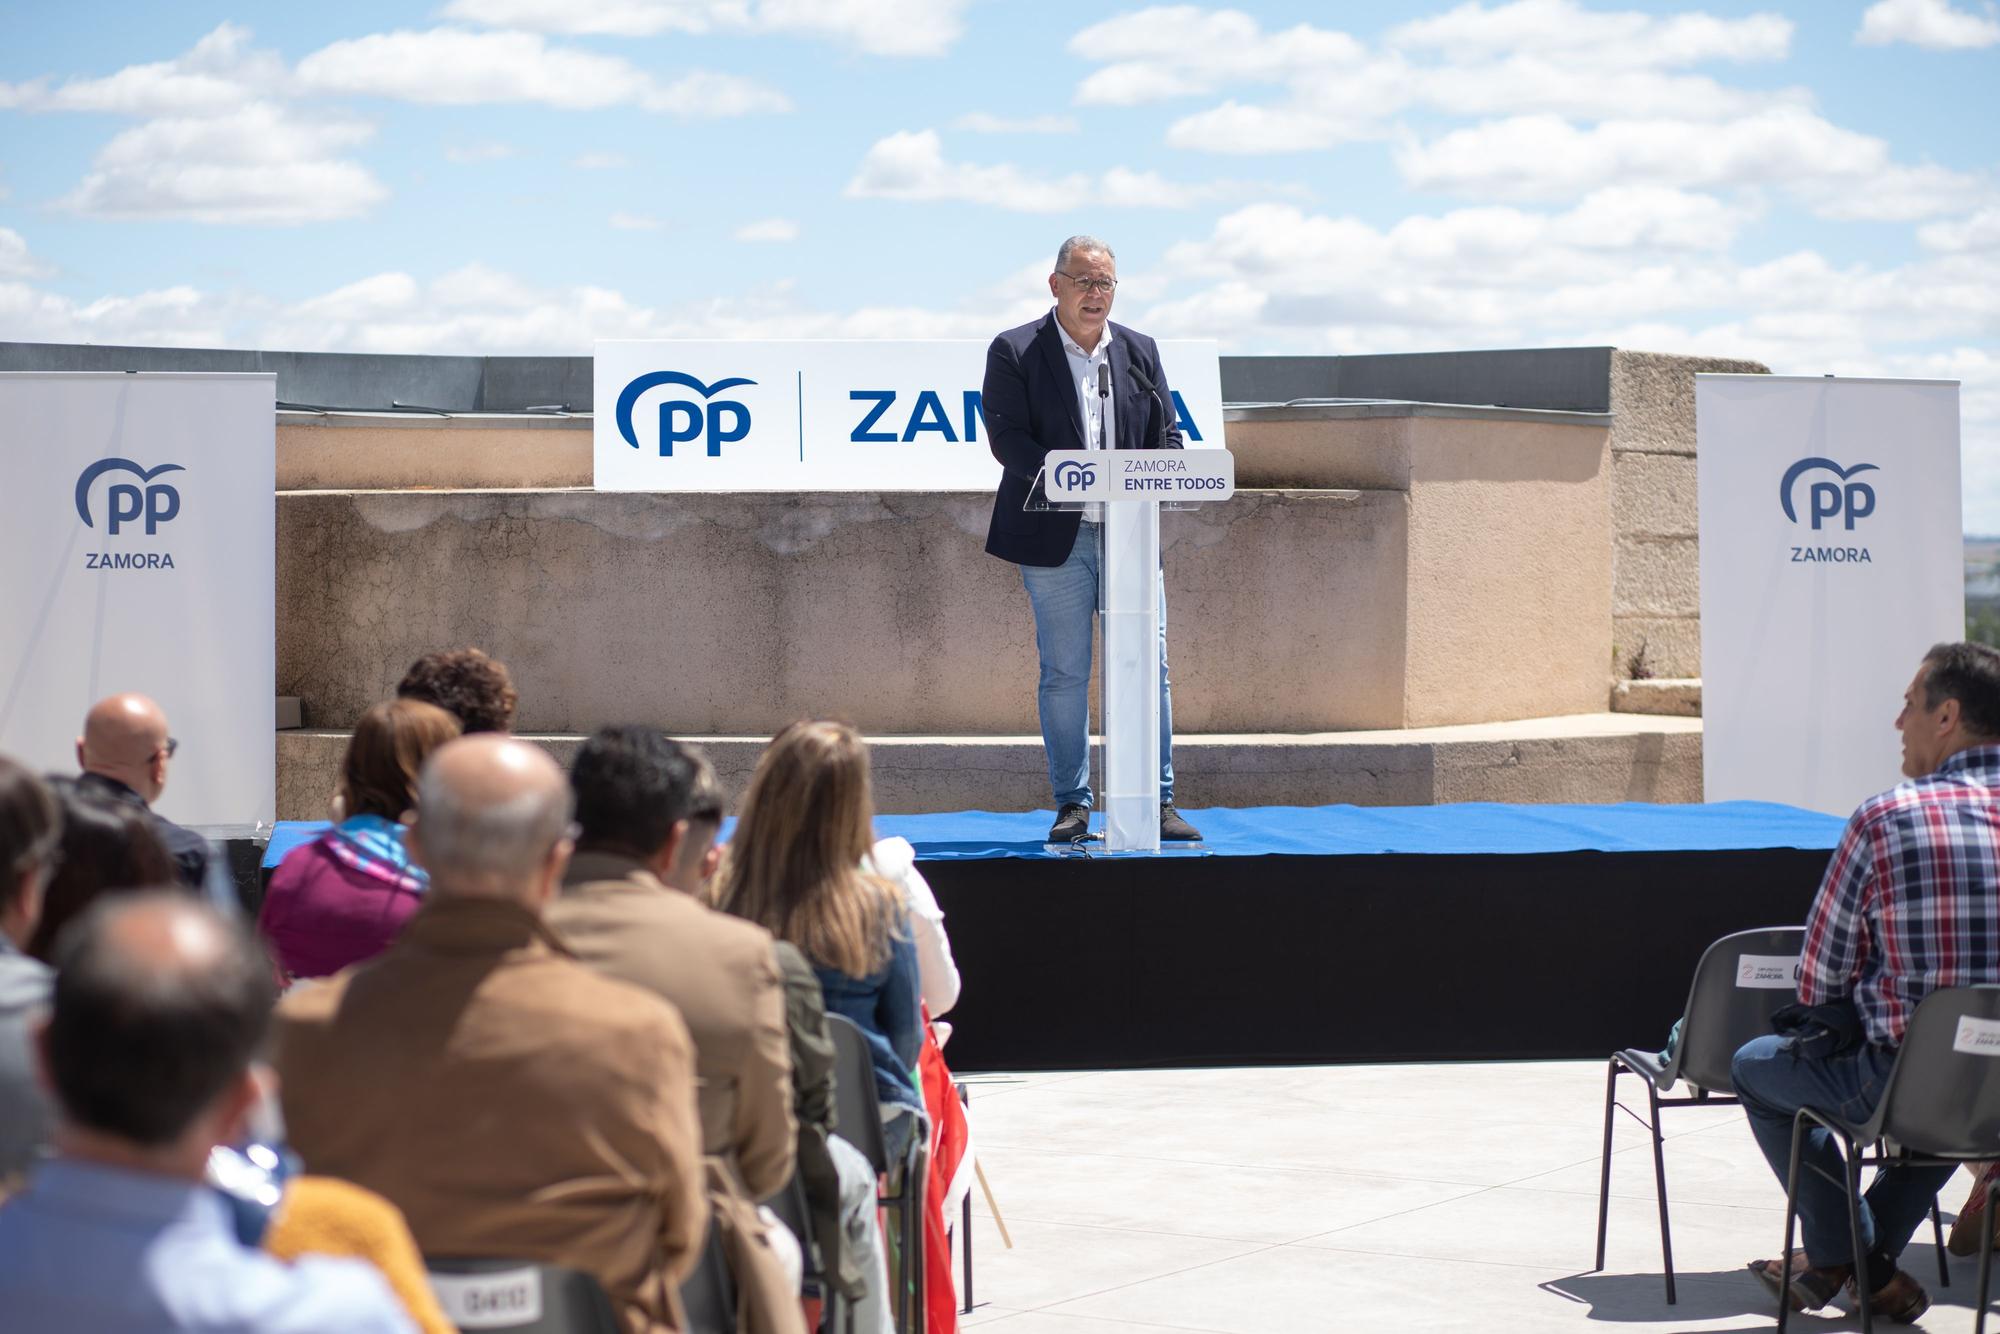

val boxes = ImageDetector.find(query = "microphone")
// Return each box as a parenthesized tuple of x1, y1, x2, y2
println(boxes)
(1125, 361, 1178, 450)
(1097, 363, 1111, 450)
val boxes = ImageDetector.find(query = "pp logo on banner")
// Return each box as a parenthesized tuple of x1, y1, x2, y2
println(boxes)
(1781, 457, 1878, 565)
(1053, 459, 1098, 494)
(615, 371, 755, 458)
(75, 458, 184, 535)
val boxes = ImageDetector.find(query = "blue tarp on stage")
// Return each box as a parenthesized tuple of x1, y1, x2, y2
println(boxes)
(262, 800, 1843, 869)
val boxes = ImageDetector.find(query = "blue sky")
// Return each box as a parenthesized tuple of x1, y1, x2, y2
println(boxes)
(2, 0, 1997, 519)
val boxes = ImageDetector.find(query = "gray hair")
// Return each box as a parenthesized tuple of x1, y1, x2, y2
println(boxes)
(1056, 235, 1115, 271)
(414, 762, 574, 882)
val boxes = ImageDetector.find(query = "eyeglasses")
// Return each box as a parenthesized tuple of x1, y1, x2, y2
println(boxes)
(1057, 272, 1118, 296)
(155, 737, 179, 761)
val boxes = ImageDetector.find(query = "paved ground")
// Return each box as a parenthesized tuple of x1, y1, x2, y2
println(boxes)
(949, 1062, 1989, 1333)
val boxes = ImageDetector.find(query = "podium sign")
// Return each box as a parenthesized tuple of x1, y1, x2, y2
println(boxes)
(1697, 374, 1962, 817)
(1044, 450, 1235, 503)
(0, 373, 276, 831)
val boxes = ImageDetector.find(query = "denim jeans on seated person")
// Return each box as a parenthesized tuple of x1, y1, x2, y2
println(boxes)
(1019, 522, 1174, 809)
(1731, 1033, 1956, 1270)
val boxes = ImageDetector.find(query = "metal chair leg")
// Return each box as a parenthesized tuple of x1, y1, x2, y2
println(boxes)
(1977, 1176, 1998, 1334)
(1844, 1135, 1872, 1334)
(961, 1183, 972, 1313)
(1594, 1058, 1619, 1273)
(1936, 1193, 1952, 1286)
(1778, 1115, 1807, 1334)
(1646, 1081, 1676, 1304)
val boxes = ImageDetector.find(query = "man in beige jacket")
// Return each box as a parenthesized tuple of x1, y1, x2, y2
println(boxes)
(274, 735, 706, 1334)
(549, 727, 795, 1201)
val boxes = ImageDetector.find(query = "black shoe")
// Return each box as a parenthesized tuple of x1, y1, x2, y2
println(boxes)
(1159, 803, 1202, 841)
(1048, 803, 1091, 842)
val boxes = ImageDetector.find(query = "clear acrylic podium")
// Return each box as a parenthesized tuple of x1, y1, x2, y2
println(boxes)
(1033, 448, 1235, 853)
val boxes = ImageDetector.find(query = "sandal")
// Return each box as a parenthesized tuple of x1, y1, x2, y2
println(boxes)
(1850, 1269, 1931, 1324)
(1749, 1253, 1850, 1311)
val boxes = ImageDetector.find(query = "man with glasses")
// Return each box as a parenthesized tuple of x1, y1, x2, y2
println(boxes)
(75, 693, 213, 892)
(982, 235, 1199, 843)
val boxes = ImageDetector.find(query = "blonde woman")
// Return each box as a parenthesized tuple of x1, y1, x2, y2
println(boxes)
(710, 722, 924, 1126)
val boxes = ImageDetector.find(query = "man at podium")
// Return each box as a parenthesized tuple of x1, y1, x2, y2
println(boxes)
(980, 235, 1200, 845)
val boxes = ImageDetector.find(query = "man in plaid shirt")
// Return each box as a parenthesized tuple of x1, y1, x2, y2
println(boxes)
(1735, 641, 2000, 1321)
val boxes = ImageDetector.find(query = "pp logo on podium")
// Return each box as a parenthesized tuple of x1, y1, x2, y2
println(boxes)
(1052, 459, 1098, 493)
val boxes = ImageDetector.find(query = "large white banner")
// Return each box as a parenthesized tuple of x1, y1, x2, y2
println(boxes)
(1697, 374, 1962, 817)
(0, 373, 276, 832)
(593, 339, 1224, 491)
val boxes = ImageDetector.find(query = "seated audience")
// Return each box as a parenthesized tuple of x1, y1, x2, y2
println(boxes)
(710, 722, 924, 1140)
(547, 727, 803, 1333)
(0, 756, 60, 1180)
(28, 777, 177, 963)
(74, 692, 216, 894)
(0, 893, 414, 1331)
(396, 647, 518, 734)
(259, 699, 460, 979)
(273, 734, 706, 1334)
(1739, 642, 2000, 1320)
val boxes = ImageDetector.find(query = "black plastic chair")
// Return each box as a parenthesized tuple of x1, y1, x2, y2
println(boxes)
(827, 1013, 927, 1334)
(426, 1258, 621, 1334)
(763, 1169, 835, 1326)
(1594, 926, 1806, 1303)
(1778, 985, 2000, 1334)
(678, 1220, 739, 1334)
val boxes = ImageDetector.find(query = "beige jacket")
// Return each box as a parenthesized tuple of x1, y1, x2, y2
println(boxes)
(548, 852, 796, 1201)
(273, 897, 706, 1334)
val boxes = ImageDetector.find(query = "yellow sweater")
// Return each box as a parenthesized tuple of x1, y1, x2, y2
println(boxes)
(263, 1175, 456, 1334)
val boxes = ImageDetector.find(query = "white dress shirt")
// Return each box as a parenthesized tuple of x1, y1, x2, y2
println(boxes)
(1053, 309, 1114, 524)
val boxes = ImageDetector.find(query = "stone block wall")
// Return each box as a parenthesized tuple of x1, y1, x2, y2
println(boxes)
(1608, 351, 1769, 680)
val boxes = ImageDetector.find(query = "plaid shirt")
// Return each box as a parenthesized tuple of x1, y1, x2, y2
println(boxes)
(1799, 744, 2000, 1045)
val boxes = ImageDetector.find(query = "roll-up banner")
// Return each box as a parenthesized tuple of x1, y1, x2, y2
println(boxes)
(593, 339, 1224, 491)
(1697, 374, 1963, 817)
(0, 373, 276, 832)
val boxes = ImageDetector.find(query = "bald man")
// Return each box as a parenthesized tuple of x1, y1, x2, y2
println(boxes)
(274, 736, 707, 1334)
(0, 894, 414, 1331)
(76, 693, 211, 891)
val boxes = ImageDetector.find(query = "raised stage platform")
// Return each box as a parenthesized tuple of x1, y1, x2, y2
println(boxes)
(261, 801, 1842, 1074)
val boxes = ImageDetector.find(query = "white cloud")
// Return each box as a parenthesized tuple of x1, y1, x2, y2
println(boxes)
(952, 112, 1079, 135)
(1394, 109, 1992, 220)
(1857, 0, 2000, 49)
(294, 28, 788, 115)
(844, 129, 1282, 212)
(609, 211, 662, 230)
(572, 152, 629, 170)
(1068, 7, 1368, 106)
(0, 279, 232, 347)
(0, 23, 284, 115)
(1387, 0, 1794, 65)
(734, 218, 799, 242)
(446, 141, 516, 163)
(0, 228, 50, 280)
(1922, 208, 2000, 252)
(439, 0, 968, 56)
(56, 102, 388, 224)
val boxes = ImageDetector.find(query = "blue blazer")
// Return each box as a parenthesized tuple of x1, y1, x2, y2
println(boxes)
(982, 311, 1182, 568)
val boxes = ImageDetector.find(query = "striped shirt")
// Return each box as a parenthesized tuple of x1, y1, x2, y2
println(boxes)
(1799, 744, 2000, 1045)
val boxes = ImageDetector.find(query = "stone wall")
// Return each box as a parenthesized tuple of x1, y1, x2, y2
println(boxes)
(1608, 351, 1769, 680)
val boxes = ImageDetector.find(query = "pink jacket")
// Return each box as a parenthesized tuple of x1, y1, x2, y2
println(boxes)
(259, 826, 426, 980)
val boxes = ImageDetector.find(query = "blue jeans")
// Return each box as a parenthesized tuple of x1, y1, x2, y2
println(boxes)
(1731, 1034, 1955, 1269)
(1019, 524, 1174, 808)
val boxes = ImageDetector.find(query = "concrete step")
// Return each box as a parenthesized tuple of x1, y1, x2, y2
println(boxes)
(277, 713, 1701, 820)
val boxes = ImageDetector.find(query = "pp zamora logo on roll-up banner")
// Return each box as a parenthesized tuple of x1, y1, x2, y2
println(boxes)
(593, 340, 1224, 491)
(1697, 373, 1962, 817)
(75, 458, 186, 569)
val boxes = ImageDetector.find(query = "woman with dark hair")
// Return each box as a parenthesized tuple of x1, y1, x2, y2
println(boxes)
(258, 699, 460, 980)
(27, 778, 176, 963)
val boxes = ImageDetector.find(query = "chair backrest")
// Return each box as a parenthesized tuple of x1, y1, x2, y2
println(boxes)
(827, 1013, 890, 1174)
(425, 1258, 620, 1334)
(678, 1218, 738, 1334)
(1875, 984, 2000, 1156)
(1672, 926, 1808, 1091)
